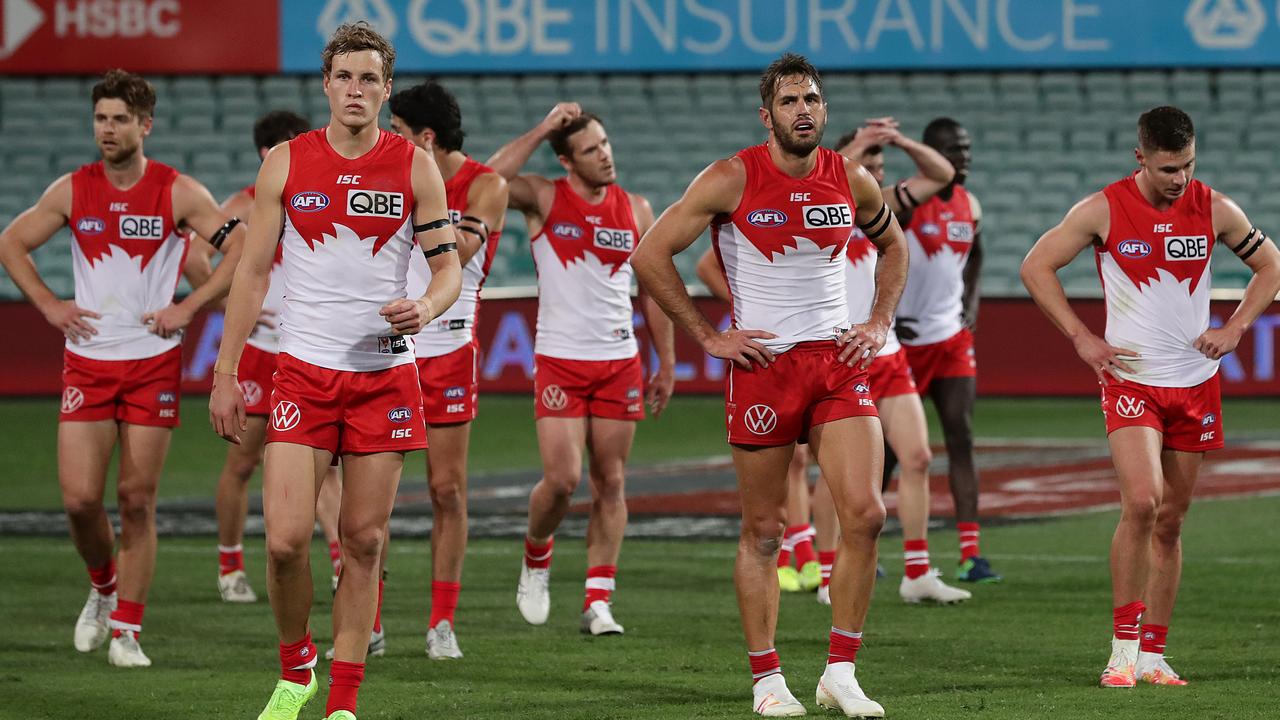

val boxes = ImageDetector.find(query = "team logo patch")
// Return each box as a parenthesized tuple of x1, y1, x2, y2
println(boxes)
(377, 336, 409, 354)
(1117, 239, 1152, 258)
(157, 391, 176, 405)
(626, 388, 641, 400)
(552, 222, 583, 239)
(271, 401, 301, 431)
(1164, 235, 1209, 261)
(744, 404, 778, 435)
(920, 222, 941, 236)
(76, 217, 105, 235)
(541, 384, 567, 411)
(1202, 413, 1216, 426)
(238, 380, 263, 408)
(61, 387, 84, 414)
(444, 386, 466, 399)
(854, 383, 870, 394)
(347, 189, 404, 219)
(290, 192, 329, 212)
(802, 204, 853, 229)
(1115, 395, 1145, 419)
(946, 221, 975, 243)
(593, 227, 634, 252)
(119, 215, 164, 240)
(387, 406, 413, 423)
(746, 209, 788, 227)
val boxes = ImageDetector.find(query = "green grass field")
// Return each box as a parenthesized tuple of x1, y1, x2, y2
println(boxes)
(1, 496, 1278, 719)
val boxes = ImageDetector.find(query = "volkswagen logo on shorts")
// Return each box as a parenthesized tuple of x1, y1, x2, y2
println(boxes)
(271, 401, 301, 431)
(76, 217, 105, 235)
(541, 384, 567, 411)
(61, 387, 84, 414)
(744, 404, 778, 435)
(746, 209, 787, 227)
(1117, 239, 1152, 258)
(387, 406, 413, 423)
(1115, 395, 1145, 419)
(552, 222, 583, 239)
(238, 380, 263, 408)
(1201, 413, 1216, 426)
(290, 192, 329, 212)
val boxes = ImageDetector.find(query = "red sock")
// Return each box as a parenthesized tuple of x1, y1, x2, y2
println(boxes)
(328, 541, 342, 575)
(87, 558, 117, 596)
(903, 539, 930, 579)
(1139, 623, 1168, 655)
(524, 537, 553, 569)
(108, 599, 144, 639)
(278, 632, 318, 685)
(957, 522, 981, 561)
(748, 647, 781, 684)
(1113, 601, 1145, 641)
(827, 627, 862, 665)
(429, 581, 460, 628)
(218, 544, 244, 576)
(818, 550, 836, 588)
(325, 660, 365, 715)
(776, 546, 792, 569)
(584, 565, 617, 611)
(372, 578, 384, 634)
(789, 524, 817, 567)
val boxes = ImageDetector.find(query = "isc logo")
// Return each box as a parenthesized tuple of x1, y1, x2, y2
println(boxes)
(594, 228, 634, 252)
(347, 190, 403, 218)
(290, 192, 329, 212)
(747, 209, 788, 227)
(119, 215, 163, 240)
(391, 427, 413, 439)
(1165, 235, 1208, 261)
(803, 204, 852, 229)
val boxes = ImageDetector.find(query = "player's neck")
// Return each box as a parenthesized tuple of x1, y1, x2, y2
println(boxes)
(566, 173, 608, 204)
(325, 120, 380, 160)
(102, 152, 148, 190)
(1134, 172, 1174, 211)
(436, 149, 466, 182)
(766, 139, 817, 179)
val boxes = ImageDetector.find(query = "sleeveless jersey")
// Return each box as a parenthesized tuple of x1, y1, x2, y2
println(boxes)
(277, 129, 418, 372)
(711, 144, 855, 353)
(1098, 175, 1218, 387)
(405, 158, 501, 358)
(897, 186, 975, 346)
(241, 184, 288, 354)
(845, 229, 901, 356)
(530, 179, 639, 360)
(68, 160, 186, 360)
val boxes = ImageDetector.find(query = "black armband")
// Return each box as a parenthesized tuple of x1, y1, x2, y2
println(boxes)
(209, 217, 242, 249)
(857, 202, 894, 240)
(457, 225, 485, 239)
(422, 242, 457, 259)
(893, 182, 919, 210)
(1233, 226, 1266, 260)
(413, 218, 451, 234)
(460, 215, 491, 237)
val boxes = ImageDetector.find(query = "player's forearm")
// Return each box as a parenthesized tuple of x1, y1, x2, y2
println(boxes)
(179, 240, 241, 312)
(214, 268, 270, 373)
(1222, 261, 1280, 334)
(634, 252, 717, 346)
(961, 237, 983, 320)
(0, 244, 58, 311)
(419, 262, 462, 322)
(640, 294, 677, 369)
(1020, 262, 1089, 340)
(869, 237, 907, 326)
(897, 137, 954, 185)
(485, 125, 549, 180)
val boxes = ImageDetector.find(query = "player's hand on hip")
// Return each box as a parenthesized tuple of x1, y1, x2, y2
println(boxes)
(702, 329, 777, 370)
(646, 365, 676, 418)
(42, 299, 100, 343)
(209, 373, 246, 445)
(1072, 332, 1138, 384)
(541, 103, 582, 132)
(838, 321, 886, 369)
(142, 303, 194, 339)
(1193, 325, 1242, 360)
(380, 297, 433, 335)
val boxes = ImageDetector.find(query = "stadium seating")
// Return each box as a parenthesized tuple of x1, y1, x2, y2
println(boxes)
(2, 70, 1276, 299)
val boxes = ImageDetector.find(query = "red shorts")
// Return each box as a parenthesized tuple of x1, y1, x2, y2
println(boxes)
(903, 328, 976, 394)
(867, 349, 917, 403)
(416, 342, 479, 425)
(1102, 375, 1223, 452)
(534, 354, 645, 421)
(267, 353, 427, 455)
(238, 344, 278, 416)
(726, 341, 878, 446)
(60, 347, 182, 427)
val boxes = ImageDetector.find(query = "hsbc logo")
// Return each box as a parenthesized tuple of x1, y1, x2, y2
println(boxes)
(1165, 235, 1209, 261)
(347, 189, 403, 219)
(119, 215, 163, 240)
(238, 380, 263, 407)
(746, 209, 787, 227)
(387, 406, 413, 423)
(803, 204, 853, 229)
(593, 227, 634, 252)
(291, 192, 329, 212)
(541, 384, 567, 411)
(744, 404, 777, 435)
(61, 386, 84, 414)
(0, 0, 43, 60)
(76, 217, 105, 235)
(1115, 395, 1145, 419)
(271, 401, 301, 431)
(1117, 239, 1152, 258)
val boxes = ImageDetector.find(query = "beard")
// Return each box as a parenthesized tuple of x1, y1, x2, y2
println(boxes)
(772, 118, 824, 157)
(100, 141, 139, 166)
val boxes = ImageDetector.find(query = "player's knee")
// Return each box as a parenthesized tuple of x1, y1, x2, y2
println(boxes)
(116, 488, 155, 526)
(266, 534, 309, 567)
(341, 525, 385, 566)
(591, 472, 626, 505)
(429, 475, 466, 514)
(842, 499, 887, 537)
(901, 444, 933, 474)
(226, 448, 263, 481)
(541, 469, 581, 499)
(1121, 494, 1159, 527)
(63, 496, 105, 524)
(742, 517, 785, 556)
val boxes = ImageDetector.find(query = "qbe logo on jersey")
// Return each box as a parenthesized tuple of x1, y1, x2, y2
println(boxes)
(347, 190, 404, 219)
(119, 215, 164, 240)
(594, 227, 634, 252)
(803, 204, 853, 230)
(1165, 235, 1209, 261)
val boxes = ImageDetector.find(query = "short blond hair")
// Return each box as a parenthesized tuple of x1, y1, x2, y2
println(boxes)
(321, 21, 395, 82)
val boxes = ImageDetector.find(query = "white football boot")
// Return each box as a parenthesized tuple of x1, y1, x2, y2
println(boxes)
(753, 673, 807, 716)
(107, 630, 152, 668)
(816, 662, 884, 717)
(426, 620, 463, 660)
(218, 570, 258, 603)
(516, 564, 551, 625)
(74, 589, 116, 652)
(898, 568, 972, 604)
(1100, 638, 1139, 688)
(580, 600, 624, 635)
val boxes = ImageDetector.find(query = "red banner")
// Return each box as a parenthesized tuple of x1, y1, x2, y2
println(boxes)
(1, 298, 1277, 397)
(0, 0, 279, 74)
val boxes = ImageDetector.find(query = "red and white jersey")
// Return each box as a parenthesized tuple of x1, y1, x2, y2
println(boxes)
(844, 229, 901, 356)
(711, 144, 855, 353)
(241, 184, 287, 354)
(530, 179, 639, 361)
(897, 186, 976, 346)
(406, 158, 500, 358)
(68, 160, 188, 361)
(1097, 175, 1218, 387)
(277, 129, 418, 372)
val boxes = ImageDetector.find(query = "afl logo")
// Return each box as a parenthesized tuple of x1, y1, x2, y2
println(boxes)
(552, 222, 583, 239)
(77, 217, 105, 235)
(854, 383, 870, 394)
(1117, 239, 1151, 258)
(387, 407, 413, 423)
(747, 209, 787, 227)
(290, 192, 330, 212)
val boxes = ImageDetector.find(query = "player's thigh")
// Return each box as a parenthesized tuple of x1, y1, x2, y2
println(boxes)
(57, 420, 118, 504)
(116, 423, 173, 498)
(425, 421, 472, 485)
(585, 417, 636, 482)
(337, 451, 405, 535)
(1107, 426, 1165, 507)
(732, 442, 795, 533)
(1159, 448, 1204, 514)
(878, 394, 931, 466)
(225, 415, 269, 469)
(536, 416, 588, 484)
(809, 416, 885, 515)
(262, 442, 333, 544)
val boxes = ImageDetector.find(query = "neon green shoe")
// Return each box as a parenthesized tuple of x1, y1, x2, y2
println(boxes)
(798, 560, 822, 591)
(777, 565, 803, 593)
(256, 670, 317, 720)
(326, 712, 357, 720)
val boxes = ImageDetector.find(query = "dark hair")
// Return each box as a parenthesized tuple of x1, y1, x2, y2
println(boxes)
(833, 128, 882, 156)
(91, 69, 156, 119)
(758, 53, 823, 109)
(1138, 106, 1195, 152)
(322, 21, 395, 81)
(388, 81, 466, 152)
(923, 117, 963, 149)
(548, 112, 603, 159)
(253, 110, 310, 152)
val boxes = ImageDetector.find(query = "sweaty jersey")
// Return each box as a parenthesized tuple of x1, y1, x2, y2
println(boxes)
(712, 144, 855, 353)
(241, 184, 287, 354)
(897, 186, 976, 346)
(277, 129, 418, 372)
(845, 229, 901, 356)
(530, 179, 639, 360)
(1098, 175, 1218, 387)
(406, 157, 500, 358)
(68, 160, 187, 361)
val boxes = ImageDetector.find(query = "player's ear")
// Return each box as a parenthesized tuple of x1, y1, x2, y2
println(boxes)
(758, 106, 771, 131)
(1134, 147, 1144, 167)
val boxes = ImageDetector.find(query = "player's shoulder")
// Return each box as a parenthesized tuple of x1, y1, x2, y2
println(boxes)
(966, 188, 982, 219)
(1062, 190, 1110, 230)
